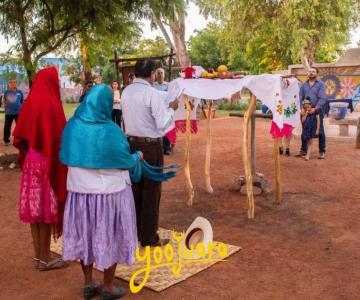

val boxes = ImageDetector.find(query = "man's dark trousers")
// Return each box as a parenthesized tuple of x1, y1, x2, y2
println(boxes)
(301, 111, 326, 153)
(129, 138, 163, 246)
(3, 114, 17, 143)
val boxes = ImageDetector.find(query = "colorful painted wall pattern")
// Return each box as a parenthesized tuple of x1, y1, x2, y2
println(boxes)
(297, 74, 360, 100)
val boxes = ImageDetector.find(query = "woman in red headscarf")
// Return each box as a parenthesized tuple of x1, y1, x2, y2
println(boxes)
(13, 66, 68, 271)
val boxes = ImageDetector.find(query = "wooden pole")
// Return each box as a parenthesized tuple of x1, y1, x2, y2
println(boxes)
(184, 96, 195, 206)
(250, 113, 256, 177)
(356, 117, 360, 149)
(243, 94, 257, 219)
(205, 101, 214, 194)
(273, 139, 282, 203)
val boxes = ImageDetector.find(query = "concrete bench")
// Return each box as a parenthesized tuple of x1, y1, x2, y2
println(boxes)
(329, 118, 358, 136)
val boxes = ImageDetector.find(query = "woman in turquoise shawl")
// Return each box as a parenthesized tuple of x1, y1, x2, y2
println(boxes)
(60, 84, 176, 299)
(60, 84, 176, 182)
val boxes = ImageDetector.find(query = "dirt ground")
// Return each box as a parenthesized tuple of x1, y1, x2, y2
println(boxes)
(1, 117, 360, 300)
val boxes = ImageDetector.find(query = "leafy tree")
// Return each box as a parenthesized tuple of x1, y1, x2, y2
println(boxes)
(195, 0, 360, 71)
(132, 36, 168, 57)
(147, 0, 190, 66)
(188, 24, 227, 69)
(0, 0, 148, 85)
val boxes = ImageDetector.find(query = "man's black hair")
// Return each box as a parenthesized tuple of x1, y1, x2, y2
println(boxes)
(309, 66, 319, 74)
(134, 59, 156, 78)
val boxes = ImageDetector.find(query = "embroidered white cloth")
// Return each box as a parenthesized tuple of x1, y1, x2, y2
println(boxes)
(168, 75, 300, 130)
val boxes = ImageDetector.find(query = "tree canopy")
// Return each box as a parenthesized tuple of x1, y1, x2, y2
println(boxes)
(0, 0, 172, 84)
(194, 0, 360, 72)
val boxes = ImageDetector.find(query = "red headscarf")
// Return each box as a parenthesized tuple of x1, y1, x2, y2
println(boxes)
(13, 66, 68, 208)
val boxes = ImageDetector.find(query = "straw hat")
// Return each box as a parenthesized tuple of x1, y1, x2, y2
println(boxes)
(181, 217, 213, 260)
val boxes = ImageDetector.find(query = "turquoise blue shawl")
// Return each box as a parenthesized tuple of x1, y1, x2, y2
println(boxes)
(59, 84, 177, 182)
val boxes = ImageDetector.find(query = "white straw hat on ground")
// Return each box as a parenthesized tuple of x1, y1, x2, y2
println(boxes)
(181, 216, 213, 260)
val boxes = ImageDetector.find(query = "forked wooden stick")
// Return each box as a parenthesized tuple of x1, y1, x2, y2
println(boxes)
(243, 94, 257, 219)
(184, 95, 195, 206)
(205, 100, 214, 194)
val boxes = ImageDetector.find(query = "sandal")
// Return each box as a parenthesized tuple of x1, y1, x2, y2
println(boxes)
(100, 287, 127, 300)
(38, 257, 69, 271)
(84, 283, 101, 299)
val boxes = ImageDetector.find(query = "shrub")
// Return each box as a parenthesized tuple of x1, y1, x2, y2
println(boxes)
(216, 100, 262, 111)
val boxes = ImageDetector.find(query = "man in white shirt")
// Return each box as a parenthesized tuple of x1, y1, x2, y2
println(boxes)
(122, 58, 179, 247)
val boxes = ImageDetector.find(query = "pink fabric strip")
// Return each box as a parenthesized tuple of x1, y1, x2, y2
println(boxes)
(270, 122, 294, 139)
(175, 120, 199, 134)
(165, 128, 177, 145)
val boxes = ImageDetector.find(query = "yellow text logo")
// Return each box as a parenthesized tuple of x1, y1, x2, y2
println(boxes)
(129, 231, 228, 293)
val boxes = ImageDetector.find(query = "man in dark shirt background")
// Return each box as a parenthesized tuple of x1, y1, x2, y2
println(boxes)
(2, 79, 24, 145)
(297, 67, 327, 159)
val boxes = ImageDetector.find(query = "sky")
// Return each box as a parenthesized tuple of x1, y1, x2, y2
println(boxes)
(0, 2, 359, 55)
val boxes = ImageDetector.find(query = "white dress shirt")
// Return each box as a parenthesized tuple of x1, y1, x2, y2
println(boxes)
(121, 78, 174, 138)
(67, 167, 131, 194)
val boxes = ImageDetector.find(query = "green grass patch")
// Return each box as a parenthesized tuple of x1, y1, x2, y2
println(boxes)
(0, 103, 79, 121)
(63, 102, 79, 118)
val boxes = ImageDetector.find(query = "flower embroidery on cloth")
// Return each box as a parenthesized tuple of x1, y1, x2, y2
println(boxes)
(276, 100, 284, 115)
(284, 102, 298, 118)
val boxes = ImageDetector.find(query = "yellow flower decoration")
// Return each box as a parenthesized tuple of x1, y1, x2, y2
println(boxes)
(276, 100, 284, 115)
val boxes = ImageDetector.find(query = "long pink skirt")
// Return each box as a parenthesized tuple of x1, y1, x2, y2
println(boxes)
(19, 148, 59, 224)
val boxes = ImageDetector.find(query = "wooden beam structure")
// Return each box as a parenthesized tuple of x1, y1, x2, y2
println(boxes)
(273, 139, 282, 203)
(184, 95, 195, 206)
(243, 94, 257, 219)
(205, 101, 214, 194)
(110, 49, 176, 86)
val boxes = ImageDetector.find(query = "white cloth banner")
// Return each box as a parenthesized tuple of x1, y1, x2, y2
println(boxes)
(168, 75, 300, 130)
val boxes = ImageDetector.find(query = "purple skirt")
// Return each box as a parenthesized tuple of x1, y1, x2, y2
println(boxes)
(62, 185, 138, 271)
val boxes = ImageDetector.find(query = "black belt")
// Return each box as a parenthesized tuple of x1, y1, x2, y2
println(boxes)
(128, 136, 162, 143)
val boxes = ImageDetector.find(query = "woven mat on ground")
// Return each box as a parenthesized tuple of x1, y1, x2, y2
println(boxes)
(51, 228, 241, 292)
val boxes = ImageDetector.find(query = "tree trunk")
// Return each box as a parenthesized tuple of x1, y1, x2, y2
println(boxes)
(301, 41, 316, 71)
(168, 15, 190, 67)
(154, 17, 175, 50)
(23, 53, 35, 87)
(79, 33, 92, 82)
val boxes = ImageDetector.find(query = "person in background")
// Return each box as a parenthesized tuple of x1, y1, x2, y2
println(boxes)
(122, 59, 179, 247)
(111, 81, 122, 127)
(153, 67, 168, 91)
(93, 74, 103, 85)
(152, 68, 173, 155)
(3, 79, 24, 145)
(296, 67, 327, 159)
(79, 80, 93, 103)
(128, 73, 135, 85)
(13, 67, 68, 271)
(121, 73, 135, 95)
(301, 98, 320, 161)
